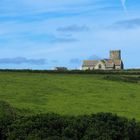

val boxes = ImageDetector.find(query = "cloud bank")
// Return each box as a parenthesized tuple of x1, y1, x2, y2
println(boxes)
(57, 24, 90, 32)
(0, 57, 46, 65)
(112, 18, 140, 29)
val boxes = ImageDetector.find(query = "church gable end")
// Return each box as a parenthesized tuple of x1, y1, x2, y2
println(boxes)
(94, 61, 106, 70)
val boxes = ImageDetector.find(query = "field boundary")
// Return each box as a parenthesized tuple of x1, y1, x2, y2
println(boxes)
(0, 69, 140, 75)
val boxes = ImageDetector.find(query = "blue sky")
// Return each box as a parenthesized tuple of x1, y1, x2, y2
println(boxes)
(0, 0, 140, 69)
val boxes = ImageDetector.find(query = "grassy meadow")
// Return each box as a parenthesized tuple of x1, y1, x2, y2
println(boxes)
(0, 71, 140, 120)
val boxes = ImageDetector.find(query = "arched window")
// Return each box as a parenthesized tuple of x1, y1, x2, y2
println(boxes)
(98, 64, 102, 69)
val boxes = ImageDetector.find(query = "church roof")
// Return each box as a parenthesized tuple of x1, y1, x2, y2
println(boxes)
(105, 59, 122, 67)
(104, 59, 114, 68)
(82, 59, 122, 68)
(82, 60, 99, 67)
(113, 60, 122, 65)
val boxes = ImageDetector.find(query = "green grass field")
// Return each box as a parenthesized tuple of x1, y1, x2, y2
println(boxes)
(0, 72, 140, 120)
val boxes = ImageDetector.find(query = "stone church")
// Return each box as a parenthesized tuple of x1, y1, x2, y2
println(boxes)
(82, 50, 124, 70)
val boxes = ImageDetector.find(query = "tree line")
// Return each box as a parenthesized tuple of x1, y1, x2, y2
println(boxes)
(0, 69, 140, 75)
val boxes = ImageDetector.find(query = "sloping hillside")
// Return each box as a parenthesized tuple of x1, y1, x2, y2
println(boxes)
(0, 72, 140, 120)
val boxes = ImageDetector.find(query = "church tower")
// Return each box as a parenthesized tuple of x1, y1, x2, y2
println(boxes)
(110, 50, 121, 60)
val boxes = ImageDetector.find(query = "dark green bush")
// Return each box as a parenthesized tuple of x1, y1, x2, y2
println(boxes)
(5, 113, 140, 140)
(104, 75, 140, 83)
(0, 101, 140, 140)
(0, 101, 16, 140)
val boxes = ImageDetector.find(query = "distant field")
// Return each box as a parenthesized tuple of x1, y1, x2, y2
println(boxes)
(0, 71, 140, 120)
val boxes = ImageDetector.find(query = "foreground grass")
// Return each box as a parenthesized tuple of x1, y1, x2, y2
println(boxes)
(0, 72, 140, 120)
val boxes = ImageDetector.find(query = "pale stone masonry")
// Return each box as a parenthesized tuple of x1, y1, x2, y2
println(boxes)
(82, 50, 124, 70)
